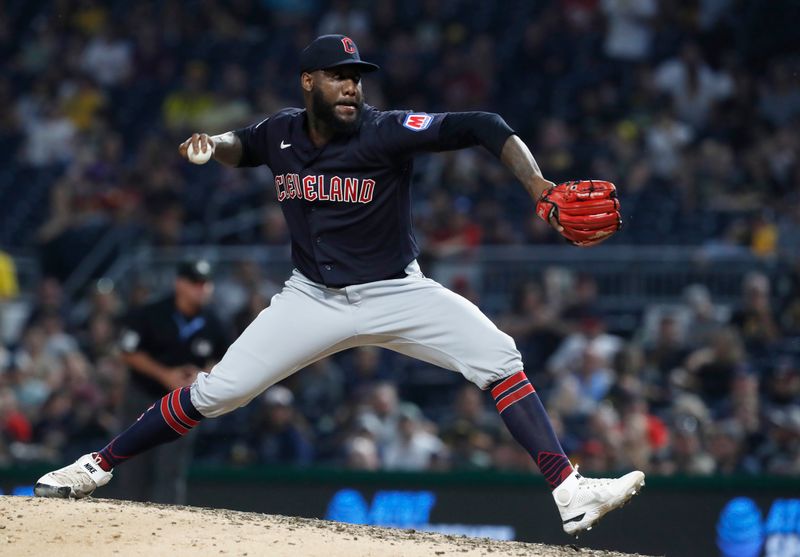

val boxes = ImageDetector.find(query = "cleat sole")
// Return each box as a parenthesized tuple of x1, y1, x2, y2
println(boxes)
(34, 483, 72, 499)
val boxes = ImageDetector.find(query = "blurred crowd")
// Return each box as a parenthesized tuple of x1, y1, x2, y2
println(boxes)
(0, 0, 798, 275)
(0, 0, 799, 477)
(1, 259, 799, 477)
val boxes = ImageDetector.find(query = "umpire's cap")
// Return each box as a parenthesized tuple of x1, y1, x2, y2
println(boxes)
(176, 259, 213, 282)
(300, 34, 379, 74)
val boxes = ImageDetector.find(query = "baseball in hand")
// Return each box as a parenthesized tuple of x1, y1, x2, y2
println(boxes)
(188, 142, 214, 164)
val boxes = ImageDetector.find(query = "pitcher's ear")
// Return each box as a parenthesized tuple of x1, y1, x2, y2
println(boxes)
(301, 71, 314, 92)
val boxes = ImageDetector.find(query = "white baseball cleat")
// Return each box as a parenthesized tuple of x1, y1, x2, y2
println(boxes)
(34, 453, 113, 499)
(553, 467, 645, 536)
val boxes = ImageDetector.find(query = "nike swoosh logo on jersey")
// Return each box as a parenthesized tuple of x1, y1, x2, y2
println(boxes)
(280, 140, 291, 149)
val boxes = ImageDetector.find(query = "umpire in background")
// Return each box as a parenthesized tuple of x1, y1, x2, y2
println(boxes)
(116, 259, 228, 503)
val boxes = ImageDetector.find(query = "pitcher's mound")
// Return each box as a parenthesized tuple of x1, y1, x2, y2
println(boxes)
(0, 496, 654, 557)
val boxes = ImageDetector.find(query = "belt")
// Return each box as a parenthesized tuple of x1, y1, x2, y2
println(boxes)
(325, 269, 408, 289)
(386, 269, 408, 280)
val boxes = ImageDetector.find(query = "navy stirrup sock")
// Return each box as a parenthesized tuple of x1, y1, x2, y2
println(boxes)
(96, 387, 203, 471)
(490, 371, 575, 488)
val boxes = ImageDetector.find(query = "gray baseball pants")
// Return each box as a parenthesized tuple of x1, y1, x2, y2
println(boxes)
(190, 261, 522, 417)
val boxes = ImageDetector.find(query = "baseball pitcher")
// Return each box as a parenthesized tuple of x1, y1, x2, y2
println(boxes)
(36, 35, 641, 536)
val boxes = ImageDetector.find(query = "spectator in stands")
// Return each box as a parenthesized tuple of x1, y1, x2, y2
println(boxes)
(722, 373, 762, 447)
(777, 202, 800, 261)
(288, 358, 345, 435)
(601, 0, 658, 62)
(251, 385, 314, 466)
(758, 60, 800, 127)
(705, 419, 752, 475)
(22, 102, 77, 167)
(344, 432, 380, 471)
(37, 310, 79, 359)
(750, 211, 779, 259)
(343, 347, 393, 399)
(0, 251, 19, 300)
(550, 343, 616, 417)
(72, 278, 123, 335)
(383, 405, 447, 471)
(645, 103, 693, 179)
(653, 42, 733, 129)
(765, 358, 800, 408)
(355, 382, 405, 453)
(31, 389, 76, 462)
(0, 383, 32, 448)
(578, 403, 622, 468)
(622, 397, 670, 470)
(681, 327, 748, 411)
(80, 313, 117, 364)
(612, 344, 660, 409)
(162, 61, 215, 132)
(440, 385, 502, 469)
(81, 25, 133, 88)
(619, 399, 655, 473)
(442, 385, 503, 439)
(197, 63, 253, 132)
(425, 194, 483, 258)
(644, 313, 689, 377)
(13, 326, 61, 400)
(660, 416, 715, 476)
(231, 290, 270, 337)
(730, 272, 780, 357)
(59, 349, 115, 452)
(683, 284, 724, 348)
(498, 280, 565, 379)
(60, 74, 107, 132)
(491, 430, 537, 472)
(561, 274, 601, 323)
(756, 407, 800, 474)
(261, 204, 291, 246)
(318, 0, 371, 40)
(547, 314, 624, 378)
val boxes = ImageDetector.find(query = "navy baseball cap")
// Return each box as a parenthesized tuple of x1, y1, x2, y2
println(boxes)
(177, 259, 213, 282)
(299, 34, 379, 74)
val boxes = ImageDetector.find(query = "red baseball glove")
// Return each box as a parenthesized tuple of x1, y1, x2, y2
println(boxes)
(535, 180, 622, 247)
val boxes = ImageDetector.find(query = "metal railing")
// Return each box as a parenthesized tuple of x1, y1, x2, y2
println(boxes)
(97, 244, 776, 314)
(60, 207, 269, 301)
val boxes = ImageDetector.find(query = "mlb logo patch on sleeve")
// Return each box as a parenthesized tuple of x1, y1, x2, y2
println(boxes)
(403, 113, 433, 131)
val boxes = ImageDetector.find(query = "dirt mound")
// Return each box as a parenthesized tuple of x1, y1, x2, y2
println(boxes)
(0, 496, 655, 557)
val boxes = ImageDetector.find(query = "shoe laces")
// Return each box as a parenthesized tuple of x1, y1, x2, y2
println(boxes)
(579, 477, 615, 488)
(573, 467, 615, 489)
(51, 464, 93, 487)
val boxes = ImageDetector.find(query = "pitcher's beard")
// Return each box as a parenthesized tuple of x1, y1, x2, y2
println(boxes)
(311, 89, 363, 136)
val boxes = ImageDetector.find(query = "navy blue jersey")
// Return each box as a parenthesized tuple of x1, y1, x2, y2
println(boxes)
(235, 105, 511, 287)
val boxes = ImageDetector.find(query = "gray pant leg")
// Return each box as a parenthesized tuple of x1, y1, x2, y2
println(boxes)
(353, 273, 523, 389)
(191, 273, 358, 417)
